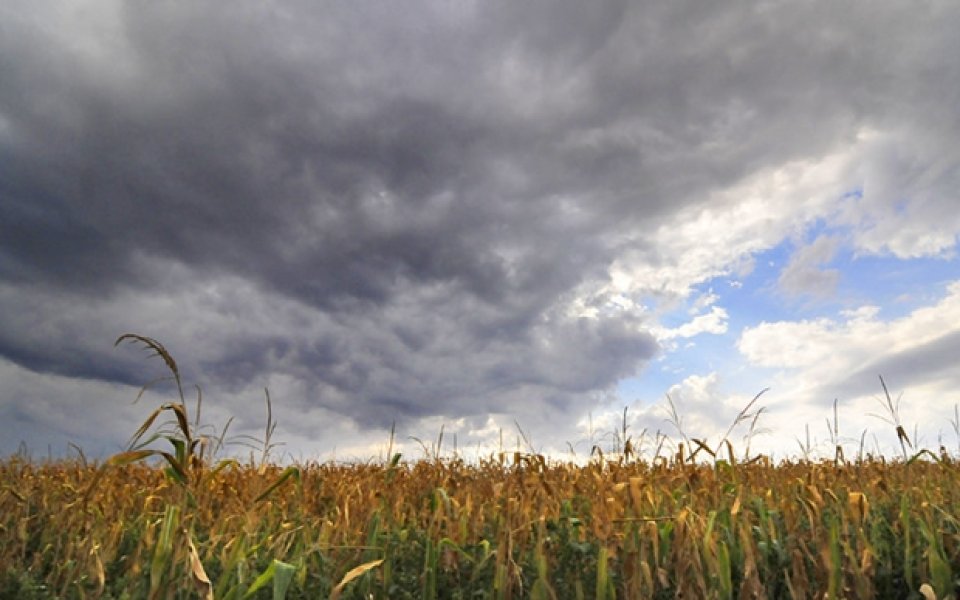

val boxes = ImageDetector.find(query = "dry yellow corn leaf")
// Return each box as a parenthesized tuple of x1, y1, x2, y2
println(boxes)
(90, 545, 105, 598)
(730, 495, 742, 519)
(919, 583, 937, 600)
(185, 531, 213, 600)
(848, 491, 870, 525)
(329, 558, 384, 600)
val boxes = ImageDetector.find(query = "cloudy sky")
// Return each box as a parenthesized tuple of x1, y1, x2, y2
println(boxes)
(2, 1, 959, 463)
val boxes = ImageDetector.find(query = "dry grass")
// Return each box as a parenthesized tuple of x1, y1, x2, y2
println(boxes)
(1, 335, 959, 599)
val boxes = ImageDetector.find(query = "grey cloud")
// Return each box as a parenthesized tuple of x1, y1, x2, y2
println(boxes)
(0, 274, 657, 452)
(827, 331, 960, 402)
(778, 236, 841, 298)
(1, 0, 959, 454)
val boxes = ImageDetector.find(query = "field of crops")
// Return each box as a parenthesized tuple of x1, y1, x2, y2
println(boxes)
(2, 336, 958, 598)
(4, 443, 960, 598)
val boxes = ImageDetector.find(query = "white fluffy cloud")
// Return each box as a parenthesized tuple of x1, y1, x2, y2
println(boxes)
(594, 124, 960, 313)
(653, 306, 729, 343)
(737, 281, 960, 456)
(603, 148, 854, 303)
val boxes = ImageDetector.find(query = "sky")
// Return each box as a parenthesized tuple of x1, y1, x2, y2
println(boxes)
(2, 1, 959, 463)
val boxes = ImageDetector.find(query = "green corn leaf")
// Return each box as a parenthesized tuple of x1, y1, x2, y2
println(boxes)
(242, 559, 296, 600)
(254, 466, 301, 502)
(149, 505, 180, 600)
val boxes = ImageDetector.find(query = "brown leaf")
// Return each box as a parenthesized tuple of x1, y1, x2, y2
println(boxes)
(185, 531, 213, 600)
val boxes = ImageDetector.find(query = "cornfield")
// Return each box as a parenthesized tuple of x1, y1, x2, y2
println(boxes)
(1, 335, 958, 599)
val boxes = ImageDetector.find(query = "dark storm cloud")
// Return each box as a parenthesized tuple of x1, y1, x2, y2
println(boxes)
(1, 0, 958, 451)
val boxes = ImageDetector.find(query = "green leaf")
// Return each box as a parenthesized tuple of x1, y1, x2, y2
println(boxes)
(150, 505, 180, 599)
(254, 467, 301, 502)
(271, 561, 296, 600)
(157, 451, 189, 485)
(241, 562, 274, 599)
(211, 458, 240, 476)
(167, 436, 187, 466)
